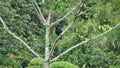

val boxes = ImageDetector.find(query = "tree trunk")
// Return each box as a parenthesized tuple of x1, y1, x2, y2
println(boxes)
(45, 26, 50, 68)
(44, 61, 49, 68)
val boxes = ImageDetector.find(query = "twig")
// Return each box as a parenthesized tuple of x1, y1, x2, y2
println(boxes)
(0, 17, 43, 61)
(50, 23, 120, 62)
(50, 0, 83, 27)
(78, 0, 105, 16)
(31, 0, 46, 25)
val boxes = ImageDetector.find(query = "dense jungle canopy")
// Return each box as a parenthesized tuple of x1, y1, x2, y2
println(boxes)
(0, 0, 120, 68)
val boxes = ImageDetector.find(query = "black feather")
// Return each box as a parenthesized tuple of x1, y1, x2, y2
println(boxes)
(55, 27, 62, 39)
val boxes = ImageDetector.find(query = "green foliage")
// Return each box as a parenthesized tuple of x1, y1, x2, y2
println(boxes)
(0, 0, 120, 68)
(0, 56, 8, 65)
(50, 61, 79, 68)
(27, 58, 44, 68)
(98, 24, 110, 31)
(0, 55, 19, 67)
(28, 58, 43, 65)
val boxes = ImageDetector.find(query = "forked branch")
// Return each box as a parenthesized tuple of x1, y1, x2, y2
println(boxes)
(31, 0, 46, 25)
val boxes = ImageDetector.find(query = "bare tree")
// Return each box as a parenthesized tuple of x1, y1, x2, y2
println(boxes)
(0, 0, 120, 68)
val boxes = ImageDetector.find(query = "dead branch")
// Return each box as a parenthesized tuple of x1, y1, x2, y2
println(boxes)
(50, 0, 83, 27)
(31, 0, 46, 25)
(47, 9, 52, 25)
(49, 10, 80, 59)
(49, 0, 105, 60)
(50, 23, 120, 62)
(0, 17, 43, 61)
(78, 1, 105, 16)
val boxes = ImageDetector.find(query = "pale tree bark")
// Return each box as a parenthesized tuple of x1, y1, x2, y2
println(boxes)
(44, 8, 52, 68)
(42, 0, 45, 3)
(45, 26, 50, 68)
(30, 0, 50, 68)
(31, 0, 46, 25)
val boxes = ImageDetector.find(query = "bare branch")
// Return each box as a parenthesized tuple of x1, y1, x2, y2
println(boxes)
(49, 1, 105, 59)
(50, 23, 120, 62)
(42, 0, 45, 3)
(78, 0, 105, 16)
(50, 0, 83, 27)
(92, 23, 120, 40)
(31, 0, 46, 25)
(49, 11, 79, 59)
(47, 9, 52, 24)
(0, 17, 44, 61)
(49, 21, 75, 59)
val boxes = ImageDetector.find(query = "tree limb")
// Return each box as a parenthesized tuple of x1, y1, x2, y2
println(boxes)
(0, 17, 44, 61)
(31, 0, 46, 25)
(49, 0, 105, 60)
(49, 10, 80, 59)
(50, 23, 120, 62)
(50, 0, 83, 27)
(78, 0, 105, 16)
(47, 8, 52, 25)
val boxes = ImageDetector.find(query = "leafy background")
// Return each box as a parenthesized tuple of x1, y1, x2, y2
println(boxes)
(0, 0, 120, 67)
